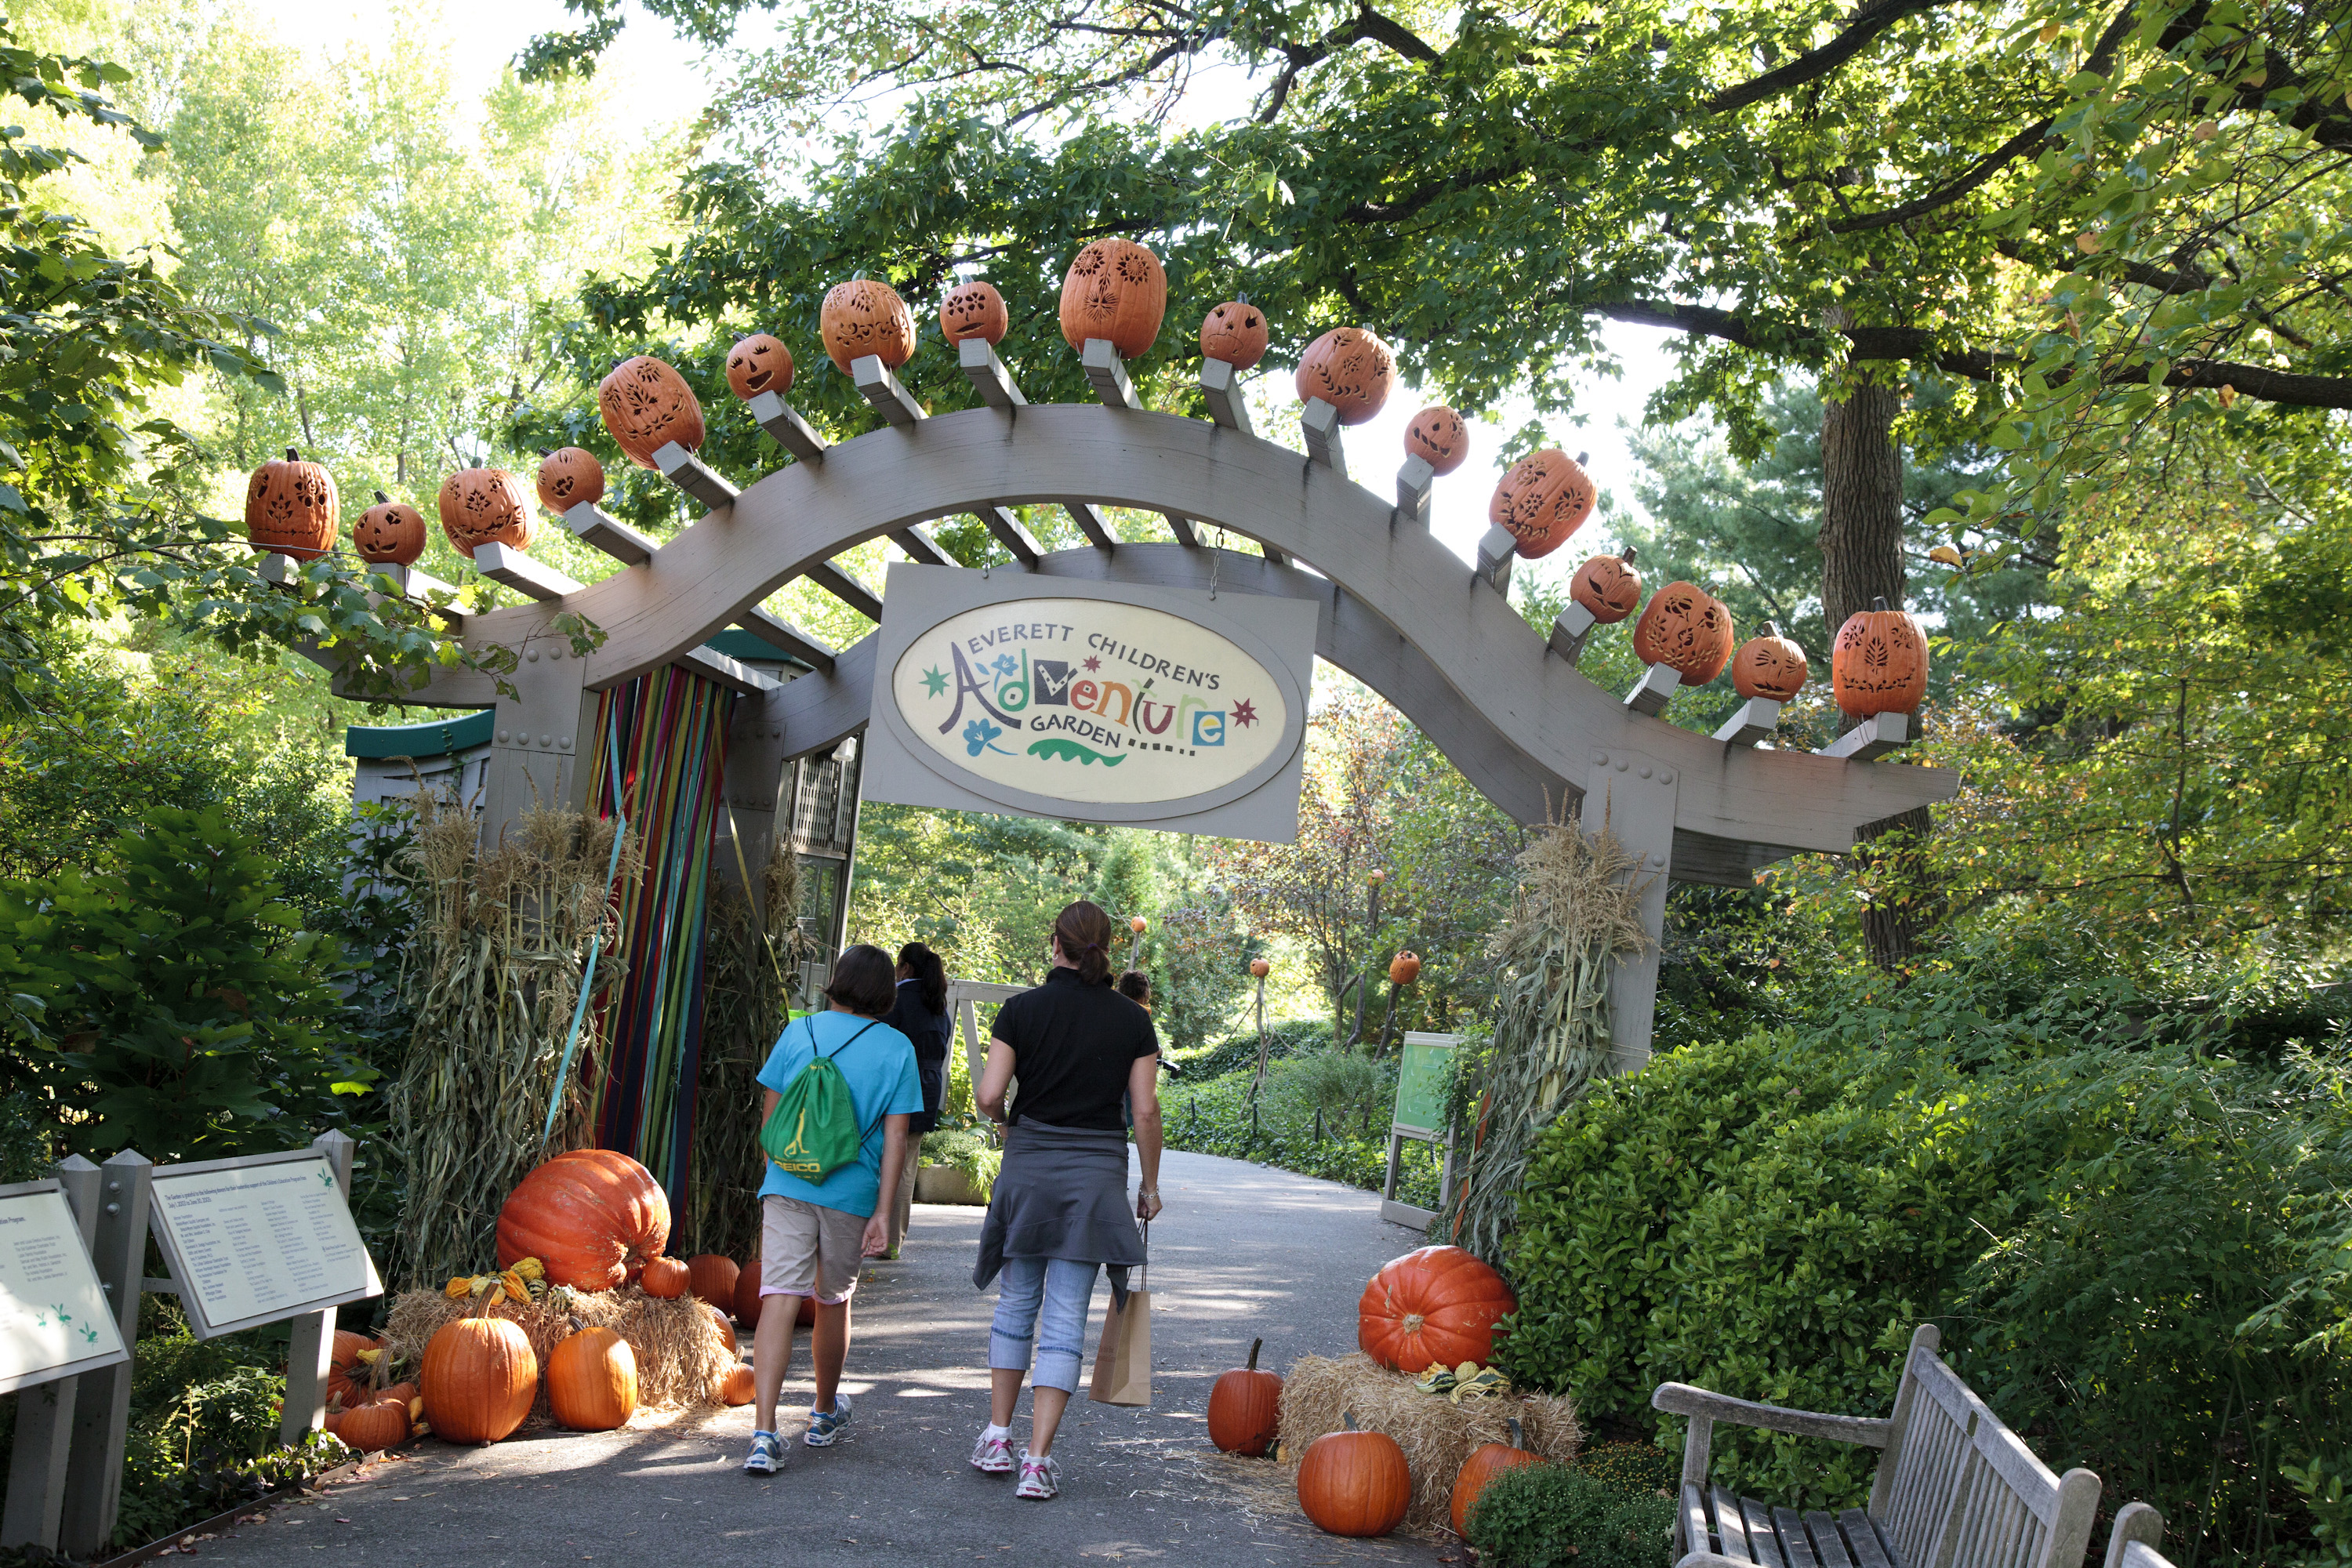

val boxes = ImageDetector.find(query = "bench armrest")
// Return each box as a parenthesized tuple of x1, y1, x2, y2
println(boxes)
(1653, 1382, 1893, 1447)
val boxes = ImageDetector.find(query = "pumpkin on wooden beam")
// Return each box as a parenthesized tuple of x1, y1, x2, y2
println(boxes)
(1831, 596, 1929, 717)
(1298, 1414, 1411, 1537)
(724, 332, 793, 400)
(1404, 405, 1470, 474)
(939, 281, 1009, 347)
(1295, 327, 1396, 425)
(598, 354, 706, 469)
(1632, 581, 1735, 684)
(437, 467, 535, 554)
(1358, 1245, 1515, 1373)
(1200, 299, 1268, 370)
(1733, 622, 1809, 701)
(1570, 549, 1642, 624)
(245, 448, 339, 561)
(1488, 450, 1594, 560)
(821, 279, 917, 373)
(1206, 1337, 1282, 1456)
(354, 492, 426, 566)
(495, 1149, 671, 1291)
(535, 448, 604, 516)
(1059, 238, 1167, 359)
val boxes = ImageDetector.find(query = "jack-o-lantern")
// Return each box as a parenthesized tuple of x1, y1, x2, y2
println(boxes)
(1294, 328, 1395, 426)
(1488, 449, 1595, 560)
(939, 281, 1008, 347)
(245, 448, 339, 560)
(437, 468, 536, 554)
(1831, 597, 1929, 717)
(354, 491, 426, 566)
(535, 448, 605, 515)
(1404, 405, 1469, 474)
(1632, 581, 1734, 684)
(1058, 238, 1167, 359)
(597, 356, 706, 470)
(1733, 622, 1810, 701)
(1570, 549, 1642, 623)
(724, 333, 793, 400)
(820, 279, 917, 372)
(1200, 300, 1268, 370)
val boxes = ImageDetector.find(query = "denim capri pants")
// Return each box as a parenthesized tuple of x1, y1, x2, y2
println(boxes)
(988, 1255, 1100, 1394)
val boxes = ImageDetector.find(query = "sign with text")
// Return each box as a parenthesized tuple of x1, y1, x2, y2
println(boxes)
(0, 1179, 127, 1394)
(867, 566, 1316, 841)
(1392, 1031, 1461, 1136)
(147, 1149, 382, 1339)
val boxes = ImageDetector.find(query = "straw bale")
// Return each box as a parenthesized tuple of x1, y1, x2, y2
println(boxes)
(383, 1285, 735, 1418)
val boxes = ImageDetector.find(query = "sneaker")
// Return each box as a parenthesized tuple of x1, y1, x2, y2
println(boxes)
(1014, 1450, 1058, 1501)
(742, 1430, 786, 1475)
(971, 1428, 1014, 1474)
(804, 1392, 853, 1446)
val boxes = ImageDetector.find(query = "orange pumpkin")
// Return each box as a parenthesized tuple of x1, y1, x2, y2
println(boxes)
(1831, 597, 1929, 717)
(378, 1381, 418, 1411)
(535, 448, 604, 515)
(688, 1254, 740, 1308)
(597, 354, 706, 470)
(707, 1304, 735, 1348)
(1298, 1417, 1412, 1537)
(437, 468, 535, 554)
(1488, 450, 1594, 560)
(1733, 622, 1810, 701)
(1358, 1245, 1516, 1372)
(939, 281, 1009, 347)
(724, 332, 793, 400)
(322, 1330, 381, 1410)
(419, 1316, 537, 1445)
(1249, 958, 1271, 978)
(333, 1396, 411, 1454)
(639, 1255, 691, 1300)
(1570, 550, 1642, 624)
(717, 1364, 756, 1406)
(732, 1262, 810, 1328)
(1059, 238, 1167, 359)
(1450, 1417, 1543, 1536)
(1200, 299, 1268, 370)
(1206, 1337, 1282, 1457)
(1405, 406, 1470, 474)
(1389, 952, 1421, 987)
(495, 1149, 671, 1290)
(354, 492, 426, 566)
(1294, 328, 1396, 425)
(820, 279, 917, 373)
(244, 448, 339, 560)
(1632, 581, 1735, 684)
(547, 1324, 638, 1432)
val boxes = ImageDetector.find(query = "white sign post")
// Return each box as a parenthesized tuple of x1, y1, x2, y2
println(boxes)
(0, 1160, 125, 1551)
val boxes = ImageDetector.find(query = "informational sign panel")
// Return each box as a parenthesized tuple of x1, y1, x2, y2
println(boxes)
(0, 1179, 128, 1395)
(1392, 1032, 1461, 1136)
(147, 1149, 382, 1339)
(866, 565, 1317, 843)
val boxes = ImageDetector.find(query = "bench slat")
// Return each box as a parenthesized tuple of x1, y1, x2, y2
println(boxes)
(1885, 1400, 1975, 1568)
(1775, 1508, 1820, 1568)
(1806, 1511, 1857, 1568)
(1686, 1483, 1715, 1559)
(1842, 1508, 1901, 1568)
(1973, 1417, 2065, 1523)
(1744, 1498, 1789, 1568)
(1716, 1486, 1756, 1564)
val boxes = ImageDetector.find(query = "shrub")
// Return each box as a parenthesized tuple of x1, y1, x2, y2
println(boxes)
(1269, 1048, 1390, 1137)
(1176, 1016, 1330, 1080)
(1467, 1463, 1677, 1568)
(1578, 1441, 1678, 1497)
(919, 1127, 1002, 1198)
(1163, 1057, 1441, 1204)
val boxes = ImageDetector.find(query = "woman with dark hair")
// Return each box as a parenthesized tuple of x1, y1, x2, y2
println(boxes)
(881, 941, 952, 1258)
(968, 900, 1162, 1501)
(1114, 971, 1152, 1010)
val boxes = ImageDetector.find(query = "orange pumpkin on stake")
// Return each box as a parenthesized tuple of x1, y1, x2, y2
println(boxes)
(1570, 549, 1642, 623)
(419, 1316, 537, 1445)
(547, 1323, 638, 1432)
(1733, 622, 1810, 701)
(354, 492, 426, 566)
(724, 333, 793, 400)
(1207, 1337, 1283, 1456)
(1488, 450, 1595, 560)
(1294, 328, 1396, 425)
(1249, 957, 1271, 978)
(1389, 953, 1421, 987)
(821, 279, 917, 372)
(639, 1255, 691, 1300)
(1358, 1245, 1516, 1372)
(1451, 1417, 1544, 1536)
(1831, 597, 1929, 717)
(598, 355, 706, 469)
(1632, 581, 1735, 684)
(1298, 1416, 1412, 1538)
(535, 448, 604, 515)
(245, 448, 339, 560)
(437, 468, 535, 554)
(1058, 238, 1167, 359)
(939, 281, 1009, 347)
(1200, 299, 1268, 370)
(1405, 406, 1470, 474)
(495, 1149, 671, 1291)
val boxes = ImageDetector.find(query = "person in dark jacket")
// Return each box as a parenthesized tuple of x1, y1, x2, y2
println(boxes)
(880, 942, 951, 1258)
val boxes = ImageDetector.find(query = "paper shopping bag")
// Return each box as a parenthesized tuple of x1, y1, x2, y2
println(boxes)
(1088, 1283, 1152, 1406)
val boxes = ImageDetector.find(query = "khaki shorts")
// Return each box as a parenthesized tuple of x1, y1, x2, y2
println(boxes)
(760, 1195, 866, 1305)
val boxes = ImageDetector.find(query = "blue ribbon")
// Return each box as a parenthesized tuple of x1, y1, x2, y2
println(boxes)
(542, 719, 630, 1150)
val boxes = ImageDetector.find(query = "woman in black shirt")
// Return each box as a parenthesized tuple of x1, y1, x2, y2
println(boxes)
(881, 942, 951, 1258)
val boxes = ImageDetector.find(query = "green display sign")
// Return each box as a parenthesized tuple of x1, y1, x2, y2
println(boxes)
(1392, 1033, 1460, 1134)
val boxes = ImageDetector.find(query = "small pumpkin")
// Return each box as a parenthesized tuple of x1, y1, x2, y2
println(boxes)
(1248, 958, 1271, 978)
(820, 279, 917, 373)
(597, 354, 706, 470)
(1298, 1415, 1412, 1538)
(1570, 549, 1642, 624)
(731, 1263, 811, 1327)
(495, 1149, 671, 1291)
(323, 1330, 382, 1410)
(1294, 328, 1396, 426)
(334, 1396, 411, 1454)
(1358, 1245, 1517, 1372)
(1831, 597, 1929, 717)
(1058, 238, 1167, 359)
(1405, 406, 1470, 475)
(1206, 1337, 1282, 1457)
(437, 468, 535, 554)
(1451, 1417, 1543, 1537)
(688, 1254, 740, 1309)
(377, 1381, 419, 1411)
(717, 1364, 756, 1406)
(1130, 915, 1149, 934)
(1733, 622, 1810, 701)
(354, 492, 426, 566)
(419, 1316, 537, 1445)
(640, 1255, 691, 1300)
(1488, 450, 1595, 560)
(724, 332, 793, 400)
(1389, 952, 1421, 987)
(939, 281, 1009, 347)
(1200, 299, 1268, 370)
(245, 448, 339, 560)
(1632, 581, 1735, 684)
(547, 1323, 638, 1432)
(707, 1304, 735, 1348)
(535, 448, 605, 515)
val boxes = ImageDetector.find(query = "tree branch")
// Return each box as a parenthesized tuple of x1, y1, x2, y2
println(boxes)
(1829, 118, 2053, 231)
(1704, 0, 1961, 114)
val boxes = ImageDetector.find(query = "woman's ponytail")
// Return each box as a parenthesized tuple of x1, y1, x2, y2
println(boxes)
(1051, 900, 1115, 985)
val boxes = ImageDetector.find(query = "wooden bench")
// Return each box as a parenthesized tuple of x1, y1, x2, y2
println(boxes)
(1651, 1325, 2103, 1568)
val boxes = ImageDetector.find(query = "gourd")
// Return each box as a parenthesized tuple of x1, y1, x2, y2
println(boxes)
(639, 1255, 691, 1300)
(1294, 328, 1395, 425)
(1199, 300, 1268, 370)
(1357, 1245, 1516, 1373)
(1404, 406, 1470, 475)
(597, 354, 706, 469)
(1297, 1414, 1412, 1537)
(495, 1149, 672, 1291)
(245, 448, 339, 560)
(688, 1254, 740, 1308)
(1831, 596, 1929, 717)
(1488, 450, 1594, 560)
(419, 1316, 537, 1445)
(939, 281, 1009, 347)
(724, 333, 793, 400)
(1733, 622, 1810, 702)
(1058, 238, 1167, 359)
(1206, 1337, 1282, 1456)
(1632, 581, 1735, 684)
(1389, 953, 1421, 986)
(1570, 549, 1642, 623)
(354, 492, 426, 566)
(547, 1322, 639, 1432)
(820, 280, 917, 372)
(1450, 1417, 1543, 1536)
(437, 468, 535, 554)
(535, 448, 604, 515)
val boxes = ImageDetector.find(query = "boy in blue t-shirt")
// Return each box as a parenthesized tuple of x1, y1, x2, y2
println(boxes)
(742, 945, 924, 1475)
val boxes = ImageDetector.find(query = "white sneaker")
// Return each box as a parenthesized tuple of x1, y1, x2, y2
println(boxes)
(1014, 1450, 1058, 1500)
(971, 1428, 1014, 1474)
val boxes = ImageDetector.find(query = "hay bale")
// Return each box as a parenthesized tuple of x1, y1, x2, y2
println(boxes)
(383, 1285, 735, 1417)
(1276, 1352, 1580, 1530)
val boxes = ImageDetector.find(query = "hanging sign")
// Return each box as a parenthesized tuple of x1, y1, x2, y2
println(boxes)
(866, 564, 1316, 842)
(0, 1179, 128, 1394)
(147, 1149, 382, 1340)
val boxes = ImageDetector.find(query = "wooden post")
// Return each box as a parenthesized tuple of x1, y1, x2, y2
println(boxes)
(2, 1156, 101, 1551)
(280, 1131, 358, 1446)
(60, 1149, 150, 1559)
(1584, 749, 1679, 1073)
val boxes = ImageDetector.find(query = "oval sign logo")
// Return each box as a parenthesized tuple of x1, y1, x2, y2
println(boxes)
(889, 596, 1295, 808)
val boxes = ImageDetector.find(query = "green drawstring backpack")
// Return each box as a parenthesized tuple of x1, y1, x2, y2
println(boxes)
(760, 1018, 881, 1182)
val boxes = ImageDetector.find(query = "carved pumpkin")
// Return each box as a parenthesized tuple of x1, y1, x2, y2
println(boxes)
(717, 1364, 756, 1406)
(323, 1330, 382, 1410)
(1488, 450, 1595, 560)
(353, 492, 426, 566)
(419, 1316, 538, 1445)
(548, 1324, 638, 1432)
(1207, 1337, 1282, 1456)
(1389, 953, 1421, 987)
(597, 354, 706, 470)
(1831, 597, 1929, 717)
(535, 448, 604, 515)
(1059, 238, 1167, 358)
(1200, 300, 1268, 370)
(437, 468, 535, 554)
(1358, 1246, 1516, 1372)
(1294, 328, 1396, 425)
(1632, 581, 1735, 684)
(1298, 1417, 1412, 1538)
(688, 1254, 740, 1308)
(1451, 1418, 1543, 1537)
(724, 332, 793, 400)
(332, 1396, 411, 1454)
(245, 448, 339, 560)
(820, 279, 917, 373)
(939, 281, 1008, 347)
(640, 1255, 691, 1300)
(1405, 406, 1470, 474)
(1733, 622, 1810, 701)
(1570, 550, 1642, 623)
(495, 1149, 671, 1290)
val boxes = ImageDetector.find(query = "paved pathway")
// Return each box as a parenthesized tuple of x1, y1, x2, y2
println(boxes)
(194, 1150, 1454, 1566)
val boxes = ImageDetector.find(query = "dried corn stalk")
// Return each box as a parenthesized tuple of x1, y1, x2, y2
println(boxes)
(686, 840, 805, 1259)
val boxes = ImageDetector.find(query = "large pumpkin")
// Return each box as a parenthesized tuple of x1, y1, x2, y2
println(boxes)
(939, 281, 1008, 347)
(1632, 581, 1735, 684)
(1733, 622, 1810, 701)
(1570, 550, 1642, 624)
(1206, 1337, 1282, 1457)
(437, 468, 535, 554)
(354, 492, 426, 566)
(547, 1324, 638, 1432)
(1358, 1246, 1516, 1372)
(820, 280, 917, 373)
(323, 1329, 381, 1410)
(495, 1149, 671, 1290)
(597, 354, 706, 469)
(687, 1254, 740, 1309)
(535, 448, 604, 515)
(1059, 238, 1167, 359)
(1831, 597, 1929, 717)
(1200, 299, 1268, 370)
(245, 448, 339, 560)
(1405, 406, 1470, 474)
(724, 332, 793, 400)
(1298, 1418, 1412, 1538)
(331, 1396, 411, 1454)
(1294, 328, 1396, 425)
(1488, 450, 1595, 560)
(419, 1316, 537, 1445)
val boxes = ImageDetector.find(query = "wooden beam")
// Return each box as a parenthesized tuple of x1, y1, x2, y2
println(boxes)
(804, 559, 883, 622)
(1396, 456, 1436, 527)
(1625, 664, 1681, 717)
(677, 643, 779, 695)
(564, 500, 656, 565)
(1475, 526, 1515, 593)
(748, 390, 828, 463)
(1301, 397, 1348, 477)
(474, 543, 579, 602)
(1063, 501, 1117, 551)
(1200, 359, 1254, 436)
(1548, 601, 1596, 663)
(654, 442, 738, 510)
(1715, 698, 1781, 746)
(1820, 710, 1913, 760)
(1082, 338, 1138, 408)
(960, 337, 1028, 408)
(854, 354, 925, 427)
(735, 607, 837, 673)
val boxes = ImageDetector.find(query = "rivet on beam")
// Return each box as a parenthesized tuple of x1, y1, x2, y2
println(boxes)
(654, 443, 739, 510)
(1475, 526, 1515, 593)
(854, 354, 925, 427)
(748, 390, 828, 463)
(1624, 664, 1682, 717)
(960, 337, 1028, 409)
(1714, 697, 1782, 746)
(564, 500, 656, 566)
(1301, 397, 1348, 478)
(1817, 710, 1914, 761)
